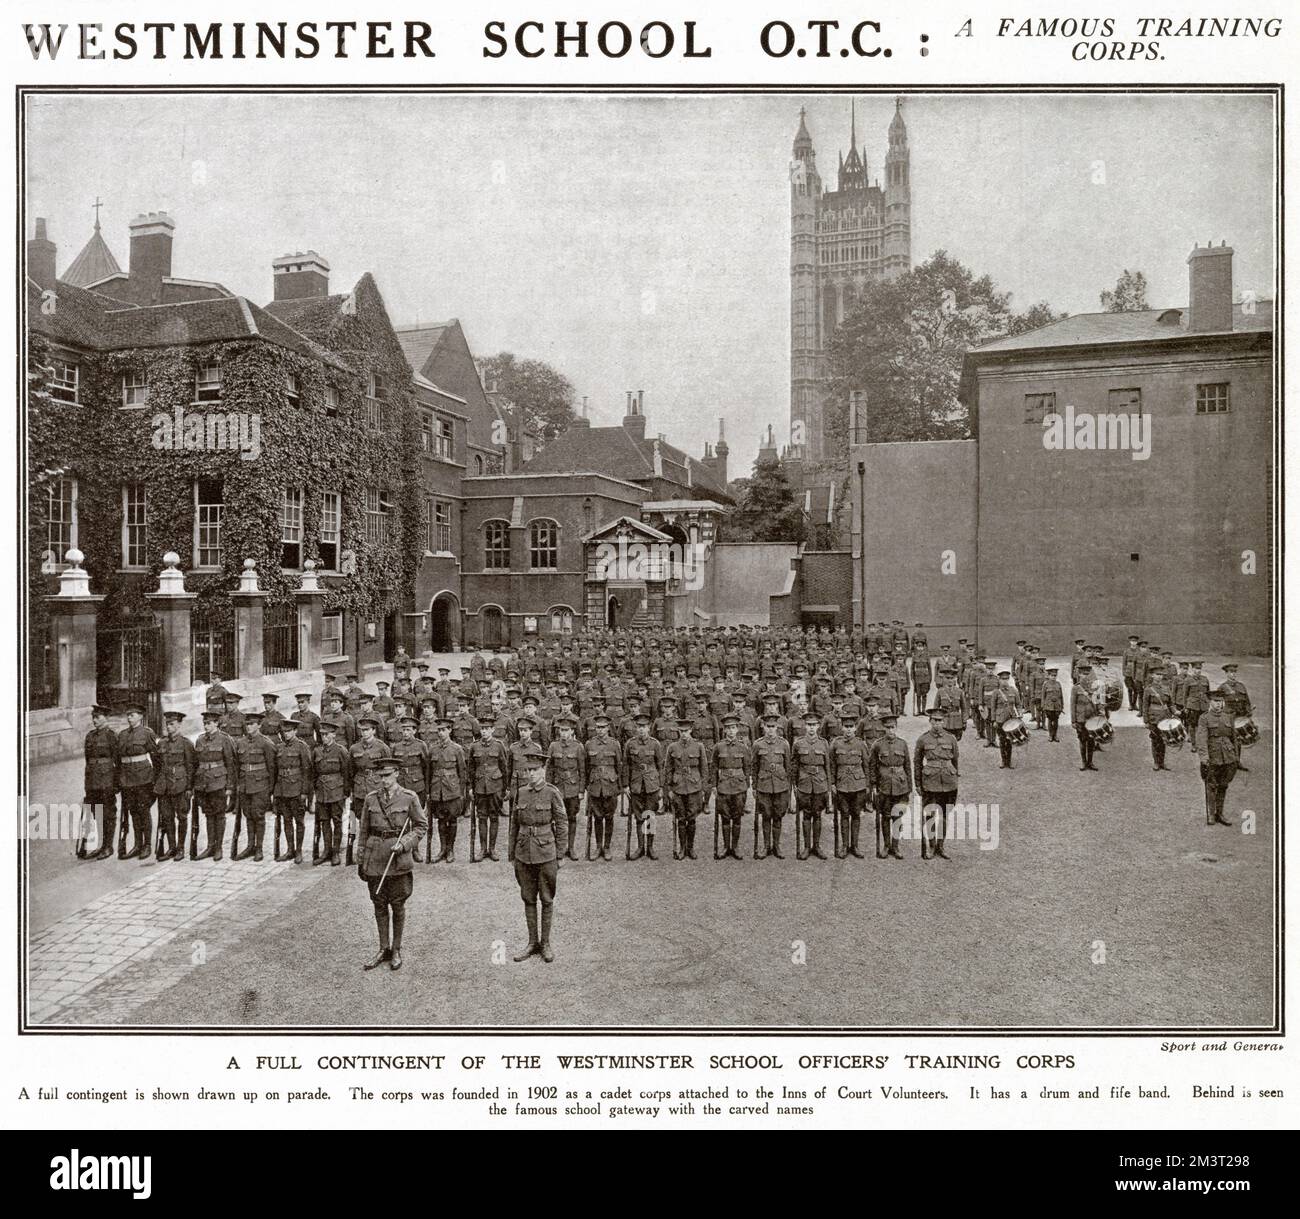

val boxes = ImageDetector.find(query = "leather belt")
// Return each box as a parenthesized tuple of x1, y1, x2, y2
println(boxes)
(121, 753, 151, 764)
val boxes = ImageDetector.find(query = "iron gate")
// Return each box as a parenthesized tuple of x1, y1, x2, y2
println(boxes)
(192, 604, 235, 684)
(96, 617, 163, 731)
(264, 602, 299, 674)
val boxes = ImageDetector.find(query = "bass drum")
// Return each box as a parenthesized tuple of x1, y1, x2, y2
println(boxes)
(1084, 715, 1114, 745)
(1156, 717, 1187, 749)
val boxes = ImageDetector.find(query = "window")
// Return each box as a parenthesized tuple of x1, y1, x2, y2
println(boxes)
(365, 396, 386, 433)
(121, 483, 147, 569)
(369, 371, 389, 401)
(420, 409, 434, 453)
(434, 500, 453, 553)
(285, 371, 301, 406)
(529, 519, 558, 571)
(474, 454, 485, 475)
(1024, 392, 1056, 424)
(281, 487, 304, 568)
(365, 487, 392, 546)
(319, 491, 341, 570)
(1108, 387, 1143, 415)
(195, 362, 222, 403)
(46, 477, 77, 563)
(122, 371, 148, 409)
(484, 520, 510, 570)
(1196, 382, 1231, 415)
(321, 612, 343, 658)
(434, 415, 454, 459)
(550, 607, 574, 635)
(323, 384, 340, 416)
(50, 359, 79, 404)
(194, 479, 223, 568)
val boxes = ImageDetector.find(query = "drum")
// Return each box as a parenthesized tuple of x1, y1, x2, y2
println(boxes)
(1000, 716, 1029, 746)
(1156, 717, 1187, 749)
(1104, 676, 1123, 713)
(1233, 716, 1260, 748)
(1084, 715, 1114, 745)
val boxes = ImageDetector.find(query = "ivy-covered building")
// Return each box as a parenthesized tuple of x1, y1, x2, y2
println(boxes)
(27, 211, 488, 706)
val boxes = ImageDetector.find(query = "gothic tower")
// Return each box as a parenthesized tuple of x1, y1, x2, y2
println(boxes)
(789, 98, 912, 462)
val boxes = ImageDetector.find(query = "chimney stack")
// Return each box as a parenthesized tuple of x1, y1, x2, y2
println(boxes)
(1187, 240, 1234, 334)
(714, 417, 729, 484)
(128, 211, 176, 304)
(272, 249, 330, 301)
(27, 217, 56, 291)
(572, 394, 591, 429)
(622, 389, 646, 441)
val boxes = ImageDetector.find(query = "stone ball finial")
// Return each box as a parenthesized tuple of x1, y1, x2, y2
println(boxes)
(65, 547, 85, 567)
(163, 551, 180, 568)
(243, 558, 257, 571)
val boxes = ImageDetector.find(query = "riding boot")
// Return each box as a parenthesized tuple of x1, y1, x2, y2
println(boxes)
(566, 815, 579, 861)
(235, 809, 256, 860)
(876, 811, 888, 858)
(315, 818, 333, 865)
(513, 904, 540, 961)
(539, 906, 555, 963)
(602, 817, 614, 861)
(94, 808, 117, 860)
(889, 816, 904, 859)
(211, 813, 226, 861)
(294, 815, 305, 863)
(155, 811, 172, 861)
(445, 817, 457, 864)
(135, 809, 153, 859)
(174, 813, 187, 861)
(477, 816, 491, 860)
(645, 826, 657, 860)
(689, 817, 700, 859)
(280, 815, 293, 862)
(849, 814, 864, 858)
(811, 813, 826, 859)
(426, 823, 438, 863)
(760, 814, 772, 858)
(364, 908, 391, 970)
(389, 905, 406, 970)
(771, 816, 785, 859)
(487, 816, 500, 861)
(632, 821, 645, 860)
(252, 816, 265, 862)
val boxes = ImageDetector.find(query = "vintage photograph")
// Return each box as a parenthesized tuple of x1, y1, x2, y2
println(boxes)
(20, 89, 1277, 1031)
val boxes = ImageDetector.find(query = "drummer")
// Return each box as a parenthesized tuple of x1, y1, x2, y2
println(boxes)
(1141, 668, 1175, 772)
(1219, 663, 1253, 772)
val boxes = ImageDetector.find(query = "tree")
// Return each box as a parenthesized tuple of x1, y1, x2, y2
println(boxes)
(827, 251, 1060, 445)
(479, 352, 576, 443)
(729, 456, 805, 544)
(1006, 300, 1069, 336)
(1100, 269, 1149, 312)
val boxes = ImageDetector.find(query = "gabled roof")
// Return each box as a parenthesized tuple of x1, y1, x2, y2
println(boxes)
(62, 224, 122, 287)
(582, 515, 673, 544)
(519, 424, 732, 503)
(394, 319, 500, 451)
(394, 323, 449, 374)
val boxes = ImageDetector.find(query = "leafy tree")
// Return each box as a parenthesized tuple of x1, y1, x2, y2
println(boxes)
(1100, 269, 1149, 312)
(729, 456, 805, 544)
(480, 352, 575, 443)
(825, 251, 1066, 445)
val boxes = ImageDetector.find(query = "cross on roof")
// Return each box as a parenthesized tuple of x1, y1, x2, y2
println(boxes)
(92, 196, 103, 229)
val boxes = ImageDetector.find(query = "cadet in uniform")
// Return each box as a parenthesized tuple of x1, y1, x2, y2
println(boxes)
(584, 713, 622, 861)
(153, 711, 195, 861)
(1142, 670, 1175, 772)
(348, 716, 392, 865)
(914, 708, 958, 860)
(750, 715, 792, 859)
(116, 704, 160, 860)
(1196, 688, 1239, 827)
(388, 716, 429, 859)
(469, 717, 510, 861)
(545, 714, 586, 861)
(192, 709, 236, 861)
(829, 711, 870, 858)
(1040, 666, 1063, 742)
(623, 712, 663, 860)
(425, 717, 466, 863)
(233, 712, 278, 860)
(1183, 659, 1210, 752)
(357, 756, 426, 972)
(991, 671, 1021, 769)
(712, 713, 750, 861)
(1071, 665, 1101, 771)
(869, 714, 912, 859)
(273, 717, 315, 862)
(1218, 663, 1253, 772)
(80, 705, 120, 860)
(313, 719, 351, 865)
(510, 745, 566, 963)
(792, 711, 831, 860)
(665, 717, 709, 860)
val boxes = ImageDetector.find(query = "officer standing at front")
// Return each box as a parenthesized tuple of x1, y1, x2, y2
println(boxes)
(510, 746, 566, 963)
(358, 756, 426, 972)
(914, 707, 958, 860)
(80, 704, 120, 861)
(712, 713, 750, 861)
(869, 713, 912, 859)
(1196, 689, 1239, 827)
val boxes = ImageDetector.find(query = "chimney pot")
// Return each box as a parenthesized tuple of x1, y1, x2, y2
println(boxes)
(27, 216, 57, 291)
(272, 250, 331, 301)
(1187, 241, 1234, 333)
(128, 211, 176, 303)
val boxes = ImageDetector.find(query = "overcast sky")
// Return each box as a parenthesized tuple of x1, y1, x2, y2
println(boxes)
(25, 91, 1275, 474)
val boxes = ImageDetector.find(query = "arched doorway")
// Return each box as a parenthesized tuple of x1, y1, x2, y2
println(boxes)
(605, 594, 620, 629)
(429, 591, 460, 653)
(481, 605, 506, 650)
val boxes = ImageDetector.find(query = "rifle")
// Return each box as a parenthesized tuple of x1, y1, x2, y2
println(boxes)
(155, 812, 165, 860)
(312, 797, 322, 863)
(74, 801, 91, 859)
(346, 799, 357, 866)
(584, 793, 594, 861)
(794, 793, 804, 860)
(231, 798, 243, 859)
(188, 793, 200, 860)
(752, 796, 761, 859)
(920, 794, 931, 859)
(117, 804, 130, 859)
(507, 794, 517, 863)
(671, 801, 680, 860)
(712, 789, 721, 860)
(624, 792, 632, 860)
(467, 789, 479, 863)
(273, 807, 285, 861)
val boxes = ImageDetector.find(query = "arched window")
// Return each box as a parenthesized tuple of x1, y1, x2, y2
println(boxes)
(549, 606, 574, 635)
(474, 454, 484, 475)
(483, 519, 509, 570)
(528, 519, 559, 571)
